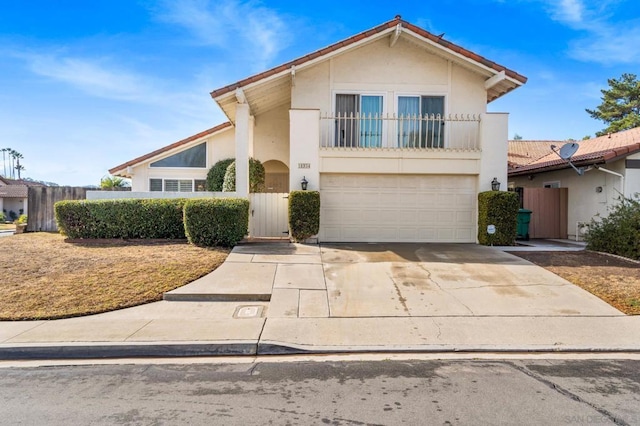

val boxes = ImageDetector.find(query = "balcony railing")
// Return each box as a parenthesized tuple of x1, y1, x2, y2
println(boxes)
(320, 113, 481, 150)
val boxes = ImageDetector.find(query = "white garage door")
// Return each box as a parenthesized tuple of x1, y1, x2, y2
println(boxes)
(320, 174, 477, 242)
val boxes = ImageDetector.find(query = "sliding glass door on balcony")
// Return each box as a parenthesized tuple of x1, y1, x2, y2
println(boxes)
(335, 94, 383, 147)
(398, 96, 445, 148)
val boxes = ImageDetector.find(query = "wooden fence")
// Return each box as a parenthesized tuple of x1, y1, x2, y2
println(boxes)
(27, 187, 88, 232)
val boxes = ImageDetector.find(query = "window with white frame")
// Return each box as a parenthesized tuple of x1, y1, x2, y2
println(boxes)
(149, 178, 206, 192)
(543, 181, 561, 188)
(397, 95, 445, 148)
(335, 94, 384, 148)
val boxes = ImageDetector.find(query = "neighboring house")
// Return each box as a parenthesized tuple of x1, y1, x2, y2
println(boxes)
(508, 127, 640, 239)
(0, 177, 44, 220)
(110, 16, 526, 243)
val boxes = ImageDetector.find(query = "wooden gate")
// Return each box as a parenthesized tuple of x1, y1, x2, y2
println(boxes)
(522, 188, 568, 239)
(249, 193, 289, 238)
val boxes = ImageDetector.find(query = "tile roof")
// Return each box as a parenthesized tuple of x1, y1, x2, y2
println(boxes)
(508, 127, 640, 176)
(109, 122, 232, 175)
(0, 185, 27, 198)
(508, 140, 558, 169)
(209, 16, 527, 100)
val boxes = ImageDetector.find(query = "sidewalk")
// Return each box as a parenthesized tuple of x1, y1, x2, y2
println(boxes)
(1, 241, 639, 360)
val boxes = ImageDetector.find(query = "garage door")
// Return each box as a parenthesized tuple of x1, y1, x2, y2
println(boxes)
(320, 174, 477, 242)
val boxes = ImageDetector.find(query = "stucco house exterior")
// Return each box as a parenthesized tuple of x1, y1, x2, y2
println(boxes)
(508, 127, 640, 239)
(109, 16, 527, 243)
(0, 177, 42, 220)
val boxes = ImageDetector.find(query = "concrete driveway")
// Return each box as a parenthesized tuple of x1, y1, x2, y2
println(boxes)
(319, 243, 622, 317)
(169, 242, 622, 318)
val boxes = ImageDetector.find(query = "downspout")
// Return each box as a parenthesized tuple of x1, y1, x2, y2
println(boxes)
(594, 165, 625, 197)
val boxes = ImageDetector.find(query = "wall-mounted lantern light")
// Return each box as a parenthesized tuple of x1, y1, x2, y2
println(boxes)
(491, 177, 501, 191)
(300, 176, 308, 191)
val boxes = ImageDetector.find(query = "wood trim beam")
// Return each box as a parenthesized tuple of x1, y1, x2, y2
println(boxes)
(484, 70, 506, 90)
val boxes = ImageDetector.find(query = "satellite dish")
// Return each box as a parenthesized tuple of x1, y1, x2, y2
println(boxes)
(558, 142, 579, 160)
(550, 142, 584, 176)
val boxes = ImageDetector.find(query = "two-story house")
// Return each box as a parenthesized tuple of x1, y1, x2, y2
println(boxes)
(108, 16, 526, 243)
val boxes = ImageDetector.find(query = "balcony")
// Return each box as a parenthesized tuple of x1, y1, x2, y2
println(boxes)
(320, 113, 481, 151)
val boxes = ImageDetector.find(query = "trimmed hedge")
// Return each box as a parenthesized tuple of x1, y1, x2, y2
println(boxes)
(586, 195, 640, 260)
(222, 158, 265, 193)
(54, 199, 188, 239)
(183, 198, 249, 247)
(289, 191, 320, 242)
(206, 158, 234, 191)
(477, 191, 519, 246)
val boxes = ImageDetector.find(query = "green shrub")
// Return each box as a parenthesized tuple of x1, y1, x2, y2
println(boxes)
(288, 191, 320, 242)
(477, 191, 519, 246)
(55, 198, 187, 239)
(15, 214, 28, 224)
(183, 198, 249, 247)
(586, 195, 640, 260)
(206, 158, 234, 191)
(222, 158, 265, 193)
(0, 212, 5, 222)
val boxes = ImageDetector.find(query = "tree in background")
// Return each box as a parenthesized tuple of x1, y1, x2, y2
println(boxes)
(586, 73, 640, 136)
(0, 148, 24, 179)
(100, 175, 130, 190)
(512, 133, 523, 140)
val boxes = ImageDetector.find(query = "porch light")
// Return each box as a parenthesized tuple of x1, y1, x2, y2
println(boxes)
(491, 177, 501, 191)
(300, 176, 308, 191)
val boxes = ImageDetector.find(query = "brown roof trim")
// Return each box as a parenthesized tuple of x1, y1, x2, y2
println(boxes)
(109, 122, 232, 175)
(508, 144, 640, 176)
(209, 16, 527, 100)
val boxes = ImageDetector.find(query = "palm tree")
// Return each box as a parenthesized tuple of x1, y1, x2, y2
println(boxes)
(10, 150, 20, 179)
(14, 162, 25, 179)
(1, 148, 7, 177)
(100, 175, 130, 190)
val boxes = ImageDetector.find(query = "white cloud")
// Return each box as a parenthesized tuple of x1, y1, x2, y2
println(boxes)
(155, 0, 290, 70)
(548, 0, 585, 25)
(570, 24, 640, 64)
(514, 0, 640, 64)
(21, 52, 153, 102)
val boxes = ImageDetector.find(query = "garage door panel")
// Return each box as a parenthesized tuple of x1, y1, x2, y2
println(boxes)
(320, 174, 477, 243)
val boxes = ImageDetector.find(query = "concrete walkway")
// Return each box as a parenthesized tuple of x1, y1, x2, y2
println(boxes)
(1, 241, 638, 359)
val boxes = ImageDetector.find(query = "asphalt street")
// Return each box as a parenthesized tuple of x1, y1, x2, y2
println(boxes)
(0, 358, 638, 425)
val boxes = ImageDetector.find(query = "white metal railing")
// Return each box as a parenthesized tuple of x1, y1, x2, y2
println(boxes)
(320, 113, 480, 150)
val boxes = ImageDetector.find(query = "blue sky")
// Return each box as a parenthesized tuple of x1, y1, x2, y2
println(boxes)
(0, 0, 638, 186)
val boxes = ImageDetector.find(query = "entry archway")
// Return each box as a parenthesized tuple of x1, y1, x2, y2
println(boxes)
(263, 160, 289, 193)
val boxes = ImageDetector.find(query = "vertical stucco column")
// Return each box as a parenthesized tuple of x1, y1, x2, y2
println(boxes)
(478, 112, 509, 192)
(289, 109, 320, 192)
(235, 103, 252, 197)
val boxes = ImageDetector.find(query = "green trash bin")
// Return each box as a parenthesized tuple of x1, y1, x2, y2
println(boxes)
(517, 209, 532, 241)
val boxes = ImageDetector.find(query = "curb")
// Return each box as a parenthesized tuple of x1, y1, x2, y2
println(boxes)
(0, 341, 257, 360)
(2, 341, 640, 360)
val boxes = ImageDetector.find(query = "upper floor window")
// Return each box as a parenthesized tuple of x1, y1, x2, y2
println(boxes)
(335, 94, 383, 148)
(398, 96, 445, 148)
(150, 142, 206, 168)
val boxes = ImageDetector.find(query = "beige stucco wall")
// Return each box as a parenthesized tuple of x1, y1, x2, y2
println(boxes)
(129, 128, 235, 191)
(252, 104, 290, 168)
(129, 103, 290, 192)
(509, 158, 627, 238)
(626, 152, 640, 197)
(291, 36, 487, 116)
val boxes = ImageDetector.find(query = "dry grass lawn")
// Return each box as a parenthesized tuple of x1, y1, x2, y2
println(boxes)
(0, 233, 228, 320)
(510, 251, 640, 315)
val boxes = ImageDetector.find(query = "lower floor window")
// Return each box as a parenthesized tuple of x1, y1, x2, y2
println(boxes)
(150, 178, 207, 192)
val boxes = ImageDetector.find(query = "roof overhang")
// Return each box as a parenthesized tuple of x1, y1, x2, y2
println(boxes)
(109, 122, 232, 177)
(210, 17, 527, 124)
